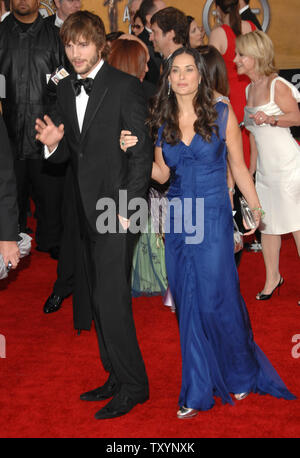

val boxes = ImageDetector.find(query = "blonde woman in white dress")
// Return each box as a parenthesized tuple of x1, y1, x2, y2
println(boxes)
(234, 31, 300, 302)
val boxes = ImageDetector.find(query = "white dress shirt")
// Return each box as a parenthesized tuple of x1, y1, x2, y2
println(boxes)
(44, 59, 104, 158)
(75, 59, 104, 132)
(54, 13, 64, 28)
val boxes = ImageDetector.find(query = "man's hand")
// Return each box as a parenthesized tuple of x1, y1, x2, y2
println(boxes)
(118, 214, 130, 231)
(35, 115, 64, 152)
(0, 241, 20, 269)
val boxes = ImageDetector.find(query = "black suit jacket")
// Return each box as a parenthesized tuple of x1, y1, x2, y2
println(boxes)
(138, 28, 162, 85)
(0, 115, 18, 241)
(240, 7, 262, 30)
(43, 13, 57, 28)
(48, 62, 153, 236)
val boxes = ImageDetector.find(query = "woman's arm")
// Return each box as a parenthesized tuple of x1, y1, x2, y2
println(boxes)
(249, 133, 258, 176)
(152, 146, 170, 184)
(120, 130, 170, 184)
(226, 104, 262, 227)
(227, 161, 235, 208)
(250, 80, 300, 127)
(208, 27, 227, 55)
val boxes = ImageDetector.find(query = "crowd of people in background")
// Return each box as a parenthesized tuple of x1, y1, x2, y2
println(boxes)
(0, 0, 299, 420)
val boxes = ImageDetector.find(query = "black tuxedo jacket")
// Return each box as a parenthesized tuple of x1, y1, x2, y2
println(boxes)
(48, 62, 153, 236)
(241, 7, 262, 30)
(0, 115, 18, 241)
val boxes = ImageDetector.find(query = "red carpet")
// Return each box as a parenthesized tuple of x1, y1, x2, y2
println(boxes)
(0, 232, 299, 438)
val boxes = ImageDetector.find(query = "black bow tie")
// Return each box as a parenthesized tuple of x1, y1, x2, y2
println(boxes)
(72, 77, 93, 96)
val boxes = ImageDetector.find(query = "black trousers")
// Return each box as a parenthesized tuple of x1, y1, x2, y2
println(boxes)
(53, 166, 76, 298)
(14, 157, 65, 250)
(52, 167, 93, 331)
(83, 230, 149, 400)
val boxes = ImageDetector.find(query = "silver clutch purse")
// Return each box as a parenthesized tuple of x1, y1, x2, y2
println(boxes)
(239, 197, 256, 230)
(0, 233, 32, 280)
(233, 218, 243, 253)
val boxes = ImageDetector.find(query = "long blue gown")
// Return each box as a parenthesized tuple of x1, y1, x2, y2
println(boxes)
(157, 102, 296, 411)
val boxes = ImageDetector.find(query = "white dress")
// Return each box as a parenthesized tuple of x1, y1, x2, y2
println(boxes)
(244, 76, 300, 235)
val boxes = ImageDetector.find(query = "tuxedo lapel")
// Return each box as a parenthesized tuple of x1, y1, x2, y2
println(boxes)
(66, 75, 81, 140)
(80, 63, 109, 142)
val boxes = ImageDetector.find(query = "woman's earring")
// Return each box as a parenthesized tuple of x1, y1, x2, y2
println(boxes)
(168, 81, 171, 97)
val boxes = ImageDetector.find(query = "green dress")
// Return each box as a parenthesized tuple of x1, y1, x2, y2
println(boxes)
(131, 187, 168, 297)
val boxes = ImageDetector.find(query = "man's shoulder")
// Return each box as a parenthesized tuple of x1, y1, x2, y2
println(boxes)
(97, 63, 140, 94)
(105, 62, 136, 82)
(43, 14, 56, 24)
(0, 12, 14, 31)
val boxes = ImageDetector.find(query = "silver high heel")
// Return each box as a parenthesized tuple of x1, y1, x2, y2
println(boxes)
(177, 406, 199, 419)
(234, 392, 249, 401)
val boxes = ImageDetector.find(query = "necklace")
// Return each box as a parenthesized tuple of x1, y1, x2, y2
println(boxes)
(251, 75, 268, 86)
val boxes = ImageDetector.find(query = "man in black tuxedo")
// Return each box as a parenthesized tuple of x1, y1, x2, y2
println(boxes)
(0, 115, 20, 270)
(42, 0, 82, 314)
(239, 0, 262, 30)
(35, 11, 152, 420)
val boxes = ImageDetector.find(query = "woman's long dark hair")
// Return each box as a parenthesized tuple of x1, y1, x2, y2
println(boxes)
(197, 45, 229, 96)
(147, 47, 218, 146)
(215, 0, 241, 36)
(186, 15, 194, 48)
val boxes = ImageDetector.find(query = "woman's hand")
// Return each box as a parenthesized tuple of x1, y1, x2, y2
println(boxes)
(250, 111, 272, 126)
(120, 130, 138, 152)
(242, 209, 261, 236)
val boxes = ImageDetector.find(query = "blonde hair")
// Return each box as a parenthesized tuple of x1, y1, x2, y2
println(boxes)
(236, 30, 277, 76)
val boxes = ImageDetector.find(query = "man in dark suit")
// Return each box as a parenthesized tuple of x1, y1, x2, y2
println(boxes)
(0, 114, 20, 270)
(35, 11, 152, 420)
(42, 0, 82, 313)
(239, 0, 262, 30)
(149, 7, 187, 65)
(44, 0, 81, 29)
(138, 0, 166, 84)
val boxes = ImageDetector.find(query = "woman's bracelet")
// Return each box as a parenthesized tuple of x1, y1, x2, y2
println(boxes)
(228, 187, 235, 194)
(252, 207, 265, 218)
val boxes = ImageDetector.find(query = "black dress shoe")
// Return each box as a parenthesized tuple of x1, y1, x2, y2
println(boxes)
(43, 293, 64, 314)
(80, 376, 120, 402)
(94, 391, 148, 420)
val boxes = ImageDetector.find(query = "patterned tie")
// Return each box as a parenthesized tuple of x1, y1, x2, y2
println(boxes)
(72, 78, 93, 96)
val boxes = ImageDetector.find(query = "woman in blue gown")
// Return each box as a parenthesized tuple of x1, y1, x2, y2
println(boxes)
(120, 47, 296, 418)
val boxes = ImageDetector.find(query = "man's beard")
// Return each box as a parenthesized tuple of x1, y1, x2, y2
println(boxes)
(14, 7, 34, 16)
(73, 52, 100, 77)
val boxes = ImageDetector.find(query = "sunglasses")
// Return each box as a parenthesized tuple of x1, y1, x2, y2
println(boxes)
(132, 24, 142, 30)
